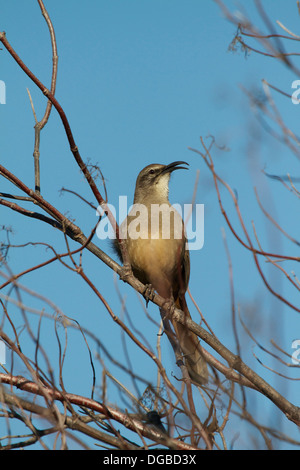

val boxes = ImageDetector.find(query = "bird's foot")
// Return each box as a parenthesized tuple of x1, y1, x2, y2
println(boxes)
(119, 262, 133, 282)
(143, 283, 155, 307)
(160, 297, 175, 320)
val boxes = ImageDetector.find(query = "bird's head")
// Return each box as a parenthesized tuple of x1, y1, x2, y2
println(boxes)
(133, 161, 189, 203)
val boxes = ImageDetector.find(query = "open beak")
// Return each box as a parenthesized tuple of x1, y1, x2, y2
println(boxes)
(160, 161, 189, 175)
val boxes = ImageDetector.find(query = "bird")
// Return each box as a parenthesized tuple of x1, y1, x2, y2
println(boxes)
(113, 161, 208, 385)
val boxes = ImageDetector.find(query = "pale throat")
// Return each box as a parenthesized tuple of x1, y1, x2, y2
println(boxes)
(134, 173, 171, 205)
(154, 173, 170, 201)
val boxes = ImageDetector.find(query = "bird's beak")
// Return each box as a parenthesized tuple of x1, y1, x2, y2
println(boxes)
(160, 161, 189, 175)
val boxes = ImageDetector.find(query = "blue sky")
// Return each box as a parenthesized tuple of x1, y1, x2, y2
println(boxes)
(1, 1, 300, 449)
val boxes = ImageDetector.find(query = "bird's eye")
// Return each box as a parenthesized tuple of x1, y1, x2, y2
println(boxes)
(149, 169, 155, 175)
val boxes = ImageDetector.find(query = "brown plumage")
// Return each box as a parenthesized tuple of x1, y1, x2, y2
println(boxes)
(113, 162, 208, 385)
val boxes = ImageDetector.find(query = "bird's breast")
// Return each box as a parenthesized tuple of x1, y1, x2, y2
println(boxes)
(121, 204, 186, 289)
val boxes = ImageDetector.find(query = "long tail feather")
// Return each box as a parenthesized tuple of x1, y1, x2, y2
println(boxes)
(173, 297, 208, 385)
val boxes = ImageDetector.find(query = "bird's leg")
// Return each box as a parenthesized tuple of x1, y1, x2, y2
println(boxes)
(142, 283, 156, 307)
(161, 295, 175, 320)
(119, 262, 133, 282)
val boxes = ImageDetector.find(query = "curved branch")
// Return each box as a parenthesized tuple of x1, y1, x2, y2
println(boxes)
(0, 373, 198, 450)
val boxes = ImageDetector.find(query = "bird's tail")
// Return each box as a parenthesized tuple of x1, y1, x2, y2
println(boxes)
(173, 296, 208, 385)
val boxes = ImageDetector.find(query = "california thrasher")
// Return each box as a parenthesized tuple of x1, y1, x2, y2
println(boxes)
(114, 161, 208, 385)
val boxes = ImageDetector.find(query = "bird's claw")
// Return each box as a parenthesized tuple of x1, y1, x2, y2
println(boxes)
(119, 263, 133, 282)
(143, 283, 155, 307)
